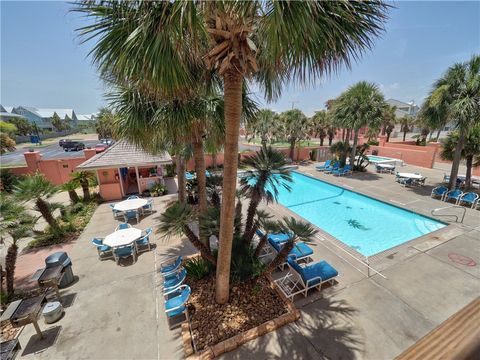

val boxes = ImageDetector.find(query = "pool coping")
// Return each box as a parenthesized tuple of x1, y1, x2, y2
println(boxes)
(268, 170, 455, 271)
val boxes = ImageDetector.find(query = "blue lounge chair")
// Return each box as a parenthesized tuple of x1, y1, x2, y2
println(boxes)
(164, 285, 191, 329)
(431, 186, 448, 200)
(163, 268, 187, 292)
(325, 162, 340, 174)
(136, 227, 153, 253)
(91, 238, 113, 260)
(185, 172, 195, 181)
(109, 204, 122, 220)
(333, 164, 352, 176)
(142, 198, 154, 214)
(274, 258, 339, 299)
(127, 195, 140, 200)
(315, 160, 332, 172)
(267, 238, 313, 270)
(113, 244, 136, 264)
(115, 223, 132, 231)
(160, 256, 183, 276)
(123, 209, 139, 223)
(444, 189, 463, 204)
(458, 192, 479, 208)
(205, 170, 211, 177)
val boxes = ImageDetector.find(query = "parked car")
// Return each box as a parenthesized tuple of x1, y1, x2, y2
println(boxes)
(100, 138, 114, 146)
(63, 141, 85, 152)
(59, 139, 69, 147)
(94, 143, 108, 153)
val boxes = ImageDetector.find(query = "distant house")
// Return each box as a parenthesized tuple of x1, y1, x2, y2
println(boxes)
(0, 104, 28, 123)
(76, 113, 97, 128)
(11, 106, 78, 131)
(386, 99, 421, 135)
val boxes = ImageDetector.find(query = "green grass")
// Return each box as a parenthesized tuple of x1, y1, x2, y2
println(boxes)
(0, 163, 27, 169)
(245, 139, 317, 147)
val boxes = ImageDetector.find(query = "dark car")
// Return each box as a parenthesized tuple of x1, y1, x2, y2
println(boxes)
(100, 138, 114, 146)
(94, 143, 108, 153)
(58, 139, 69, 147)
(63, 141, 85, 152)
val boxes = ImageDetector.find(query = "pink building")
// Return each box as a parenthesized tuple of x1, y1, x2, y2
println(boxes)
(77, 141, 174, 200)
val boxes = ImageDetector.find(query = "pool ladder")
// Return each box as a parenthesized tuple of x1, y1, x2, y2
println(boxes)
(431, 205, 466, 223)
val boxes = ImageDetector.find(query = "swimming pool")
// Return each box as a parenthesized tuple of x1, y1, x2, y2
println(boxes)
(367, 155, 402, 166)
(275, 172, 447, 257)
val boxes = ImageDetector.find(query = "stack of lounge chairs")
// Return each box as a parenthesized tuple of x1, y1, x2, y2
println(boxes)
(316, 160, 352, 176)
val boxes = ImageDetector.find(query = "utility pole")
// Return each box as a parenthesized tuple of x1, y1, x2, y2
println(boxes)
(291, 100, 299, 109)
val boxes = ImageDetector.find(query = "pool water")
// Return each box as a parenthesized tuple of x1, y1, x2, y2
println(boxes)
(367, 155, 396, 163)
(275, 172, 446, 256)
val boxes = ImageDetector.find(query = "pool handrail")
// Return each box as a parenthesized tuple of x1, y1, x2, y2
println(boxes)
(431, 205, 466, 223)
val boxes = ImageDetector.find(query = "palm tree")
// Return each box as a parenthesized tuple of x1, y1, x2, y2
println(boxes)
(311, 110, 329, 146)
(252, 210, 278, 258)
(75, 0, 390, 303)
(246, 109, 277, 149)
(261, 217, 318, 278)
(278, 109, 309, 160)
(0, 197, 36, 298)
(330, 141, 351, 167)
(14, 173, 59, 229)
(333, 81, 386, 168)
(381, 104, 397, 142)
(441, 124, 480, 189)
(240, 147, 292, 245)
(157, 202, 216, 266)
(427, 55, 480, 189)
(398, 115, 415, 142)
(70, 171, 96, 201)
(62, 180, 80, 204)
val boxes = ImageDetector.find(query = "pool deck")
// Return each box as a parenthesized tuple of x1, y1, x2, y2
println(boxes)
(222, 162, 479, 359)
(12, 162, 479, 360)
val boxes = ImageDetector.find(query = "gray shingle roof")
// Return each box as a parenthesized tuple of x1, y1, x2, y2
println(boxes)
(77, 140, 172, 170)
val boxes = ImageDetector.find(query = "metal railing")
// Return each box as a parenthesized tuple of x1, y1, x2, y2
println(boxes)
(431, 205, 467, 223)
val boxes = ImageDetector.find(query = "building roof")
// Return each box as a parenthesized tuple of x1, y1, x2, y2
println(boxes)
(77, 114, 95, 121)
(77, 140, 172, 170)
(18, 106, 75, 119)
(0, 112, 26, 119)
(0, 105, 14, 113)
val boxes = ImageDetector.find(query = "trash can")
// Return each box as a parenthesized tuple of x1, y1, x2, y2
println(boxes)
(45, 252, 74, 288)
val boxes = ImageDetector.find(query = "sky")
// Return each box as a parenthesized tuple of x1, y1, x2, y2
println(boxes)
(1, 1, 479, 116)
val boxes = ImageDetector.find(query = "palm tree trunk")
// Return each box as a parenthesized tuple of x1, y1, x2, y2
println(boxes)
(465, 155, 473, 189)
(212, 152, 217, 170)
(253, 233, 268, 258)
(289, 138, 296, 160)
(5, 242, 18, 298)
(350, 129, 359, 168)
(216, 70, 243, 304)
(386, 131, 391, 142)
(328, 132, 334, 146)
(243, 195, 260, 245)
(176, 156, 186, 203)
(262, 240, 294, 278)
(192, 137, 209, 249)
(403, 130, 407, 142)
(68, 189, 79, 204)
(320, 137, 324, 146)
(81, 180, 90, 201)
(448, 128, 466, 190)
(342, 129, 346, 141)
(436, 129, 442, 142)
(235, 199, 243, 235)
(183, 225, 216, 266)
(345, 129, 351, 143)
(36, 198, 58, 229)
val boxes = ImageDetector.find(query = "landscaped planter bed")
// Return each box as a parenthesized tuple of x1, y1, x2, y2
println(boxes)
(182, 275, 300, 358)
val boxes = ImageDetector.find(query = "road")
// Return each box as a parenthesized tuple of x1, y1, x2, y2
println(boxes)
(1, 139, 99, 166)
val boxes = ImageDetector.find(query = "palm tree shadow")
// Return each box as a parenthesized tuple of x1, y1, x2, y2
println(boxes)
(221, 296, 362, 359)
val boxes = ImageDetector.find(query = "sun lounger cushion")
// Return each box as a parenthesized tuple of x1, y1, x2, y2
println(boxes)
(288, 259, 338, 286)
(268, 238, 313, 258)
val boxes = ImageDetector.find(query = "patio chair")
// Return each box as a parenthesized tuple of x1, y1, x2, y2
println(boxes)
(163, 268, 187, 292)
(159, 256, 183, 276)
(431, 186, 448, 200)
(109, 204, 123, 220)
(266, 237, 313, 270)
(123, 209, 140, 223)
(414, 177, 427, 186)
(324, 162, 340, 174)
(333, 165, 352, 176)
(185, 172, 195, 181)
(115, 223, 132, 231)
(315, 159, 331, 172)
(113, 244, 136, 264)
(91, 238, 113, 260)
(142, 198, 154, 214)
(444, 189, 463, 204)
(275, 258, 338, 300)
(398, 177, 414, 187)
(458, 192, 479, 208)
(164, 285, 191, 329)
(205, 170, 211, 177)
(135, 227, 153, 253)
(127, 195, 140, 200)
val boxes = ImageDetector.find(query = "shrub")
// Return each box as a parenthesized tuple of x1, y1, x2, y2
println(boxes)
(0, 169, 23, 193)
(184, 257, 212, 280)
(150, 183, 167, 196)
(367, 139, 379, 146)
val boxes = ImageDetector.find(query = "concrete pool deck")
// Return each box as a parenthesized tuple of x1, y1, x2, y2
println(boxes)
(12, 163, 480, 360)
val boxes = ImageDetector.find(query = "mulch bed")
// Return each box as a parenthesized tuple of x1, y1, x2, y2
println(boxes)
(1, 321, 19, 341)
(187, 276, 289, 351)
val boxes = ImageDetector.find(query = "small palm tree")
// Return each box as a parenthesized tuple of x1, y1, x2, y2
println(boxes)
(1, 196, 37, 298)
(240, 147, 292, 245)
(62, 180, 80, 204)
(157, 202, 216, 266)
(252, 210, 277, 258)
(261, 217, 318, 278)
(398, 115, 415, 142)
(14, 173, 59, 229)
(279, 109, 310, 160)
(330, 141, 352, 167)
(70, 171, 96, 201)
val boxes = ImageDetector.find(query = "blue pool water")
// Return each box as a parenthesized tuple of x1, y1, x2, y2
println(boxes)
(275, 172, 446, 256)
(367, 155, 396, 163)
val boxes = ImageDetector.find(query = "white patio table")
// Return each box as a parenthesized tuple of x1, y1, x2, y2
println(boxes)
(114, 198, 148, 212)
(396, 172, 424, 180)
(104, 228, 142, 247)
